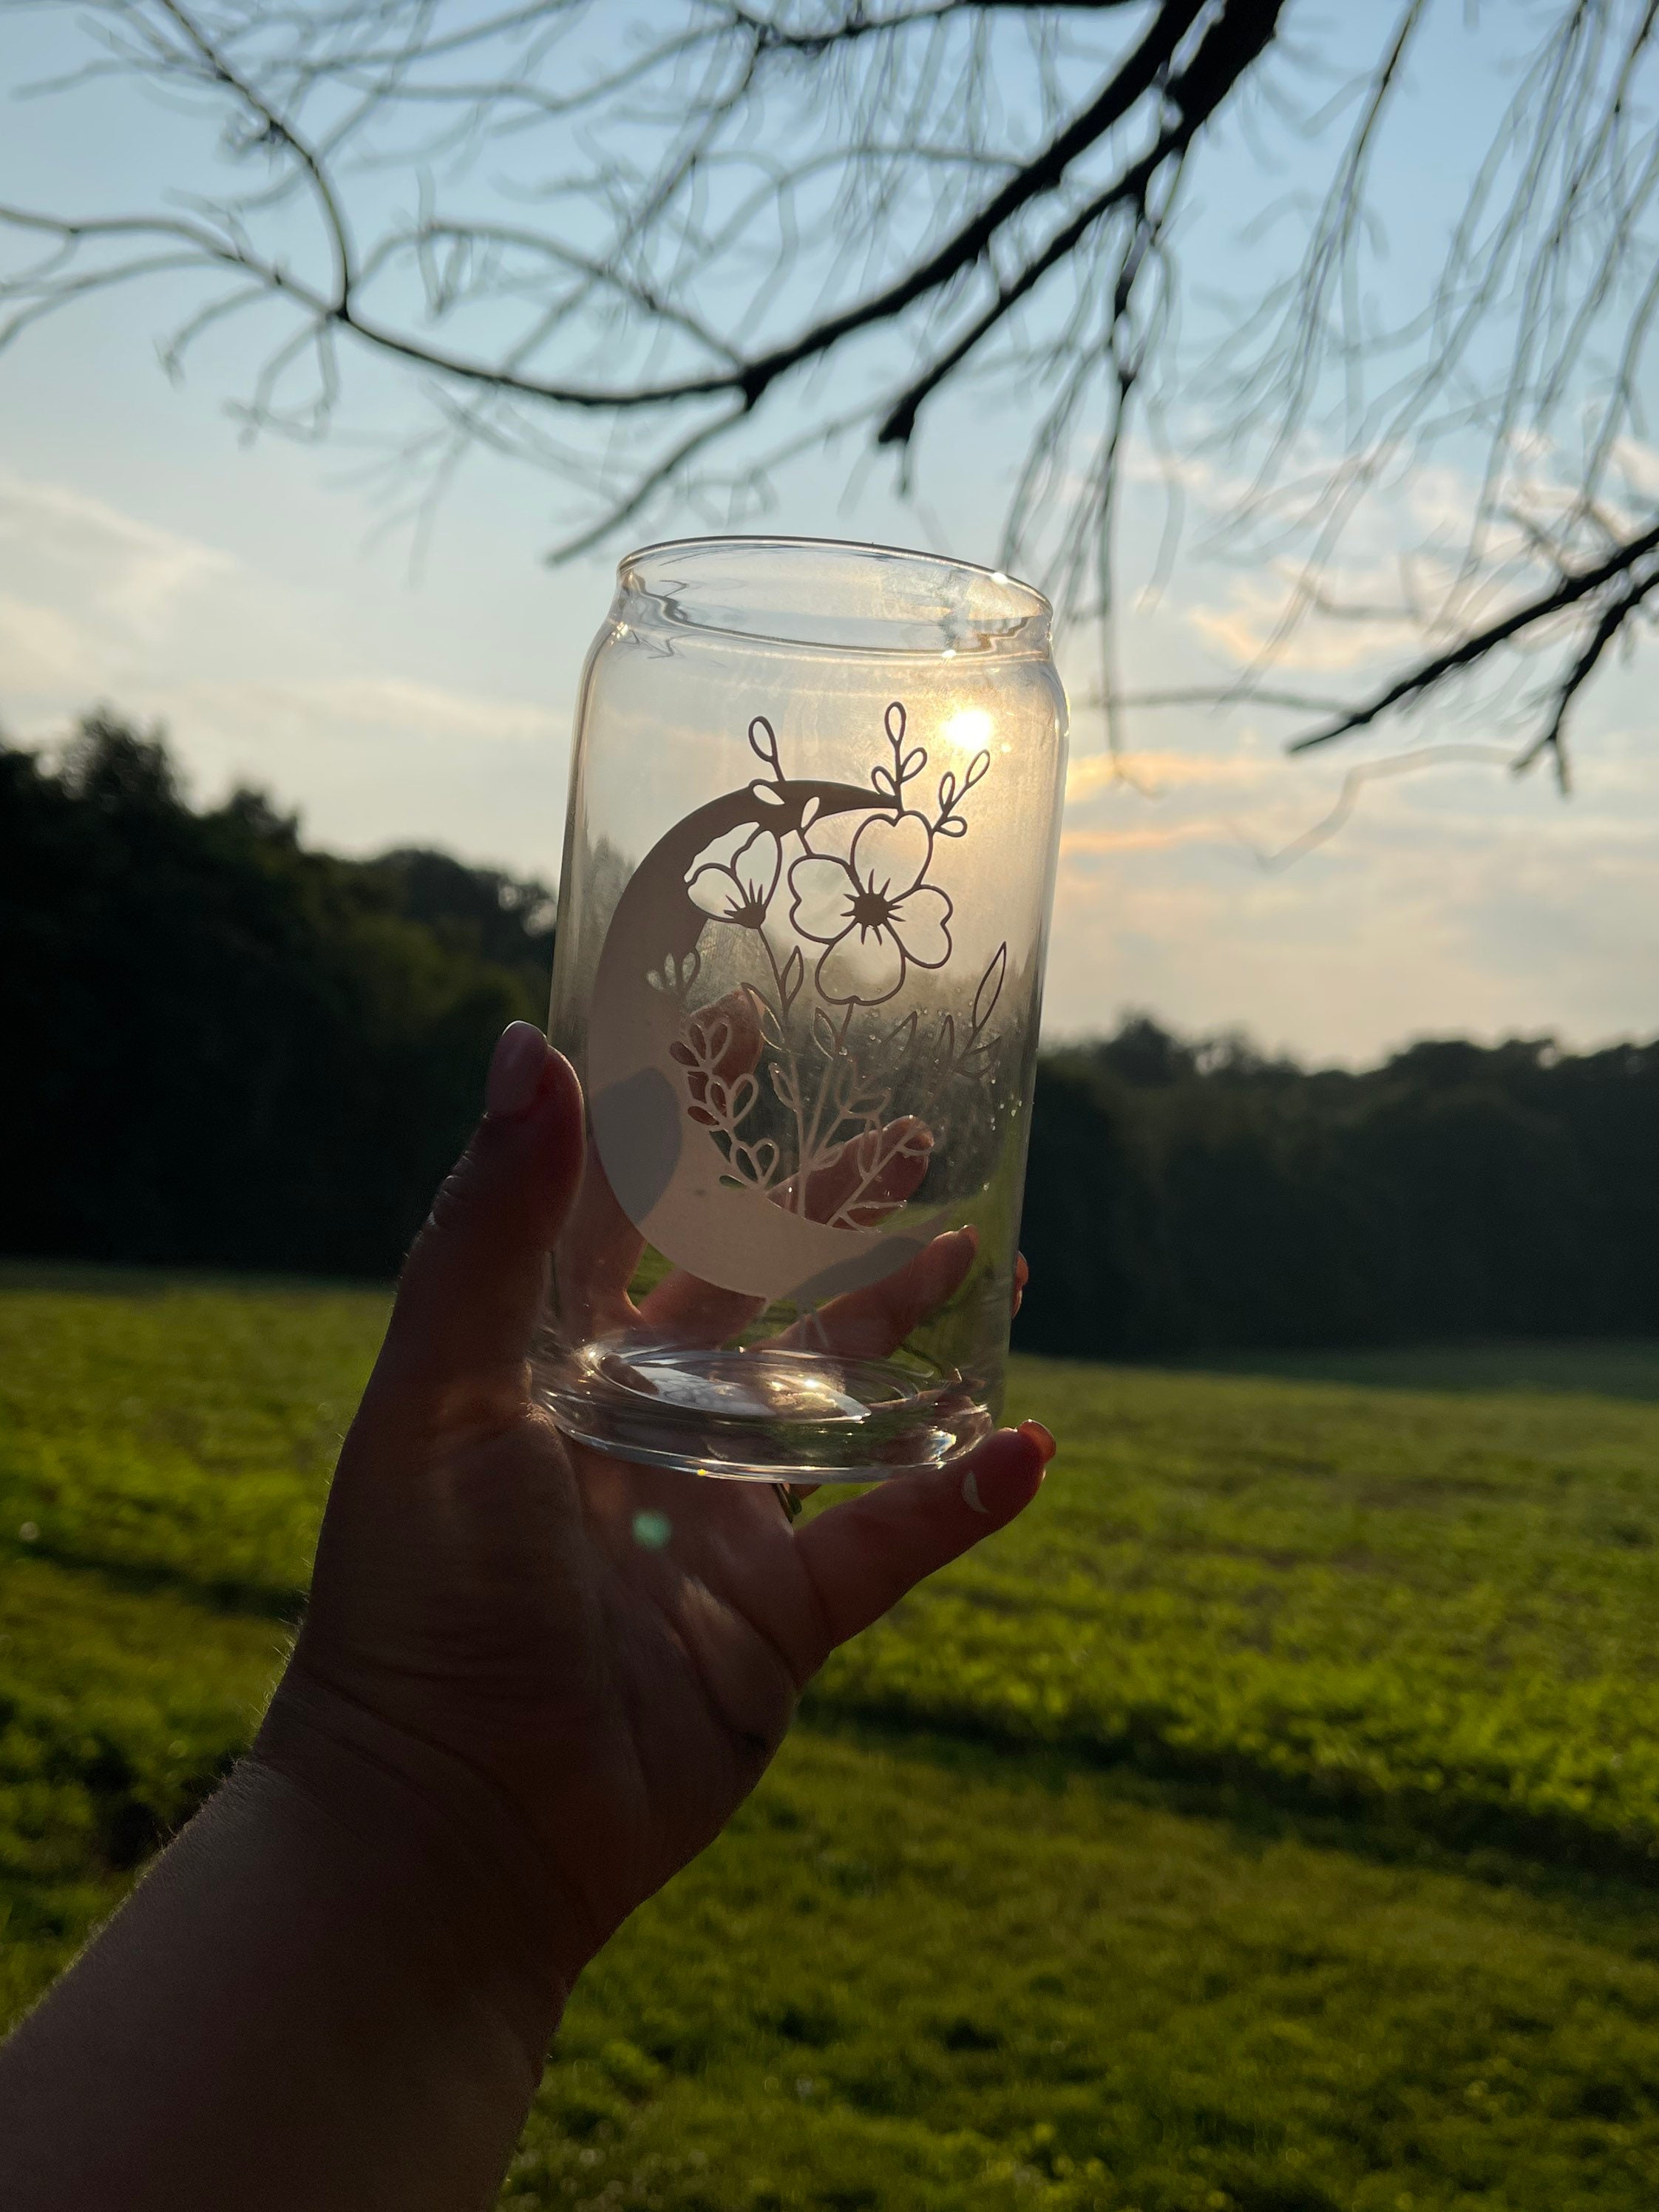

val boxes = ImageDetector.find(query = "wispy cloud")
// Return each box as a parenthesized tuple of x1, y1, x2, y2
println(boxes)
(0, 470, 233, 639)
(172, 673, 563, 752)
(1060, 821, 1227, 859)
(1186, 570, 1426, 674)
(1044, 798, 1659, 1062)
(0, 591, 86, 691)
(1065, 749, 1271, 804)
(0, 469, 569, 863)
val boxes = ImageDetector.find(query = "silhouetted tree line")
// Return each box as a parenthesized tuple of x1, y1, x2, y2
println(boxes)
(4, 714, 1655, 1346)
(1018, 1021, 1659, 1354)
(1, 714, 552, 1278)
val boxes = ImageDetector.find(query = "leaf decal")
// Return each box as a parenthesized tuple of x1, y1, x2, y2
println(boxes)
(748, 715, 782, 776)
(971, 943, 1008, 1035)
(743, 982, 784, 1047)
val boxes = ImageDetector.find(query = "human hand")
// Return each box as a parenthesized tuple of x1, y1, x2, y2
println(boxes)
(260, 1022, 1053, 2038)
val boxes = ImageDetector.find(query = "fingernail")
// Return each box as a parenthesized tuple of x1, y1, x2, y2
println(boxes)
(1018, 1419, 1056, 1465)
(486, 1022, 550, 1118)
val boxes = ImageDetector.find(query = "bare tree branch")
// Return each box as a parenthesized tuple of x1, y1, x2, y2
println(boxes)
(5, 0, 1659, 796)
(1289, 516, 1659, 780)
(1507, 563, 1659, 791)
(1110, 686, 1354, 715)
(873, 0, 1289, 446)
(1246, 743, 1527, 869)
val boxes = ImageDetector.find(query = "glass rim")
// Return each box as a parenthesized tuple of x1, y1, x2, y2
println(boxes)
(614, 532, 1054, 657)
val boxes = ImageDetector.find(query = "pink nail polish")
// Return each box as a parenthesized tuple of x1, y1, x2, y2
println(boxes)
(486, 1022, 550, 1118)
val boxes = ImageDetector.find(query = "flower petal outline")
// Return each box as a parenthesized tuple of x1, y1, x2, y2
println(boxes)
(851, 810, 932, 901)
(731, 827, 781, 909)
(888, 882, 952, 969)
(816, 925, 907, 1006)
(685, 821, 759, 881)
(685, 865, 747, 920)
(789, 852, 860, 943)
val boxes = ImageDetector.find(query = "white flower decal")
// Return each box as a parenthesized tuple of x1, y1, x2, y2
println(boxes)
(651, 700, 1002, 1217)
(787, 810, 953, 1005)
(685, 823, 781, 929)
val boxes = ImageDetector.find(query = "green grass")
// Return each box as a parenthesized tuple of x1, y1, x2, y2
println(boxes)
(515, 1728, 1659, 2212)
(1156, 1341, 1659, 1404)
(819, 1363, 1659, 1876)
(2, 1266, 1659, 2208)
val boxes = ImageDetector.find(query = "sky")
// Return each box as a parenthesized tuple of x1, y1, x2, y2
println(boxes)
(2, 2, 1657, 1065)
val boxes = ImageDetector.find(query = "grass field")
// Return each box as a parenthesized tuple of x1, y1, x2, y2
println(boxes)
(2, 1271, 1658, 2209)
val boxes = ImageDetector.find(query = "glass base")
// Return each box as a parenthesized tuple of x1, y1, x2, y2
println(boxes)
(536, 1340, 994, 1481)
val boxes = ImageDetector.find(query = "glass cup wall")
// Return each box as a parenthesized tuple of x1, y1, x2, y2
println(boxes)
(537, 536, 1068, 1481)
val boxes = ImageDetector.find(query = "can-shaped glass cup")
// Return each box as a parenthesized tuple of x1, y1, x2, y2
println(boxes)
(537, 535, 1067, 1482)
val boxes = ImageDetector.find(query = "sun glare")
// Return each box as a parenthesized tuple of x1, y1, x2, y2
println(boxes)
(941, 706, 995, 755)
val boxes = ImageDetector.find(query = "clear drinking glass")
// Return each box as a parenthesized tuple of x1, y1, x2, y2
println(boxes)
(537, 536, 1067, 1481)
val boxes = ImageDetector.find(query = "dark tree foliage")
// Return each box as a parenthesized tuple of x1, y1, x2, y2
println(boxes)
(1016, 1022, 1659, 1357)
(6, 715, 1654, 1343)
(0, 714, 552, 1278)
(356, 847, 555, 1009)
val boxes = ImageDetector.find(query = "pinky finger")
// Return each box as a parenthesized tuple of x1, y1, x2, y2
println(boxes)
(793, 1425, 1052, 1656)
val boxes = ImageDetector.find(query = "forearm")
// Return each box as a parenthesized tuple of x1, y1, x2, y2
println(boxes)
(0, 1686, 568, 2212)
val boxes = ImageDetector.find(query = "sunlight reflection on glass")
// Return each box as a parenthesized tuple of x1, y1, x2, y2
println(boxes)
(941, 706, 995, 756)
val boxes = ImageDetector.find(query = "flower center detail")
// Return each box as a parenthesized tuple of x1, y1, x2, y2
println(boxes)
(850, 886, 895, 930)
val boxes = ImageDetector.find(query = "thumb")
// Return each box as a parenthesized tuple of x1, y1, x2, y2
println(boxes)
(373, 1022, 585, 1425)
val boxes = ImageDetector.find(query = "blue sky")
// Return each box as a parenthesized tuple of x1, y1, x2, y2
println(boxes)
(2, 1, 1656, 1061)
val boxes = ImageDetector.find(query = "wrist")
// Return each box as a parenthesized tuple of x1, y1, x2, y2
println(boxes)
(253, 1669, 574, 2072)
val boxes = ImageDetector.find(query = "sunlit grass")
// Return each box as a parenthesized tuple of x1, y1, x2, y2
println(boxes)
(821, 1357, 1659, 1873)
(3, 1266, 1658, 2208)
